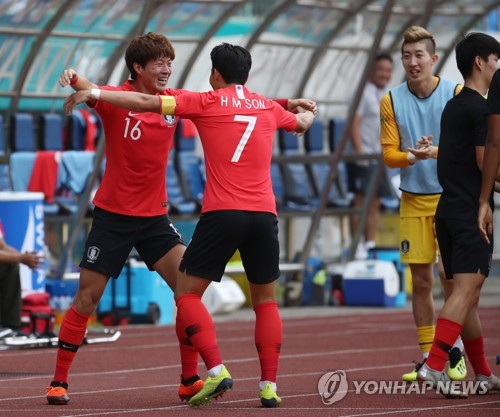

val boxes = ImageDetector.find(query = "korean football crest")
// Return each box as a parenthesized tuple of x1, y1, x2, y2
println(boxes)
(87, 246, 100, 263)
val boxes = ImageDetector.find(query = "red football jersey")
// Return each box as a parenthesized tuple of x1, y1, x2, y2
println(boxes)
(91, 81, 181, 216)
(170, 85, 297, 215)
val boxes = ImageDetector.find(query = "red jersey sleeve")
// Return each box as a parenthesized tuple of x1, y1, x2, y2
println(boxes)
(273, 98, 288, 109)
(272, 101, 297, 132)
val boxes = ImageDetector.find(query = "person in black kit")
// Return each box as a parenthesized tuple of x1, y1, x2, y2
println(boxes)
(416, 32, 500, 395)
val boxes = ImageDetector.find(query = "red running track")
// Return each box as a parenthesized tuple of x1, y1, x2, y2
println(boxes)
(0, 306, 499, 417)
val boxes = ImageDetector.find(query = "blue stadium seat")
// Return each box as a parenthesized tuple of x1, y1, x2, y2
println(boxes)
(278, 129, 316, 210)
(305, 120, 351, 207)
(56, 150, 95, 213)
(0, 114, 9, 191)
(39, 113, 63, 150)
(270, 162, 285, 209)
(328, 118, 346, 152)
(9, 152, 36, 191)
(0, 164, 11, 191)
(10, 113, 35, 152)
(166, 150, 197, 215)
(174, 121, 205, 208)
(65, 110, 86, 150)
(0, 114, 5, 156)
(328, 118, 352, 204)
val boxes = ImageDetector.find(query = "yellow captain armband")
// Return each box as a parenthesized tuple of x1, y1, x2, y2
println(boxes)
(159, 95, 176, 115)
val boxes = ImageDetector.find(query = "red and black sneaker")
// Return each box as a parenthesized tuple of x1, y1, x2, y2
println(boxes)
(46, 381, 69, 405)
(178, 375, 204, 402)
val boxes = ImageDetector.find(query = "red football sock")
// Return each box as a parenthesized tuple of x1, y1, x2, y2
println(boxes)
(463, 336, 491, 377)
(426, 318, 462, 372)
(176, 294, 221, 371)
(254, 301, 282, 382)
(52, 306, 90, 383)
(176, 312, 199, 380)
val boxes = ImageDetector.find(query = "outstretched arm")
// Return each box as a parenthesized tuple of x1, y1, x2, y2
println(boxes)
(59, 69, 97, 91)
(64, 89, 168, 115)
(0, 238, 43, 270)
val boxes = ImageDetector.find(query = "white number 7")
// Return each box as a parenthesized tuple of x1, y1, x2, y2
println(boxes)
(231, 115, 257, 163)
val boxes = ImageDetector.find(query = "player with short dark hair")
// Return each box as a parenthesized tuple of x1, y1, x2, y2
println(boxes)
(63, 41, 316, 408)
(417, 32, 500, 396)
(46, 32, 201, 406)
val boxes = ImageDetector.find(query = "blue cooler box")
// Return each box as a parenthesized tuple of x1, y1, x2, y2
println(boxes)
(98, 259, 174, 324)
(45, 278, 79, 310)
(368, 247, 406, 307)
(343, 260, 400, 307)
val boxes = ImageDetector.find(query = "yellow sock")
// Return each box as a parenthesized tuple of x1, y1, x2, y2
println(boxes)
(417, 325, 435, 357)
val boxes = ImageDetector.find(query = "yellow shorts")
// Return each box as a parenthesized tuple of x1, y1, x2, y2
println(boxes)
(400, 216, 439, 264)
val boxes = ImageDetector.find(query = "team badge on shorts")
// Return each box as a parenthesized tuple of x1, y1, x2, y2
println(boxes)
(87, 246, 100, 263)
(163, 115, 176, 125)
(401, 240, 410, 254)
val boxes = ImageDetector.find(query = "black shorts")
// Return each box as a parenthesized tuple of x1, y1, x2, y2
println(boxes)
(346, 162, 393, 197)
(436, 216, 493, 279)
(80, 207, 185, 278)
(179, 210, 280, 284)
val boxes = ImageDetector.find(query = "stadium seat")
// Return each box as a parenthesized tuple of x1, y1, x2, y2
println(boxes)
(270, 162, 285, 209)
(10, 113, 35, 152)
(166, 150, 197, 215)
(329, 118, 346, 152)
(9, 152, 36, 191)
(305, 120, 351, 207)
(278, 129, 317, 210)
(65, 110, 86, 150)
(56, 151, 95, 213)
(0, 114, 5, 156)
(174, 121, 205, 208)
(0, 114, 10, 191)
(0, 163, 11, 191)
(39, 113, 63, 151)
(328, 118, 352, 204)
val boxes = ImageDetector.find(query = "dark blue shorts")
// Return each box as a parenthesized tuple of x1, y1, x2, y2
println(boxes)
(179, 210, 280, 284)
(80, 206, 185, 278)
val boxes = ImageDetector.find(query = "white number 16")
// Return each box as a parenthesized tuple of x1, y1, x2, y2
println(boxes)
(231, 115, 256, 163)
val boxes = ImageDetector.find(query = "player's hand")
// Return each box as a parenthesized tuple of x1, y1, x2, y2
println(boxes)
(478, 202, 493, 244)
(59, 69, 77, 88)
(288, 99, 317, 115)
(63, 90, 93, 114)
(21, 251, 44, 270)
(408, 144, 436, 160)
(415, 135, 433, 150)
